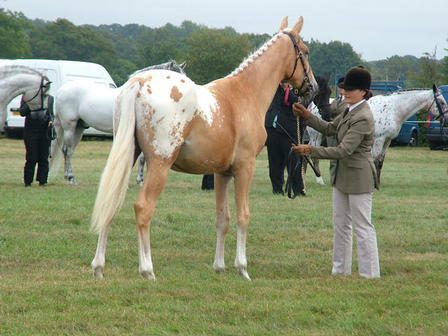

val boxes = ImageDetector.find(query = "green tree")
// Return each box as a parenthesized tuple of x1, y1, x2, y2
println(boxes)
(409, 49, 441, 87)
(306, 39, 364, 87)
(185, 28, 252, 84)
(0, 9, 31, 58)
(29, 18, 123, 83)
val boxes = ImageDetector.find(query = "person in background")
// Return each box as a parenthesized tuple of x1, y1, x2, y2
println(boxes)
(265, 80, 302, 195)
(291, 66, 380, 278)
(19, 91, 55, 187)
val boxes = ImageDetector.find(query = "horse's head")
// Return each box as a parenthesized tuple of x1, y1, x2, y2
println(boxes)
(21, 75, 52, 111)
(431, 84, 448, 125)
(313, 73, 332, 121)
(168, 60, 187, 75)
(279, 17, 318, 103)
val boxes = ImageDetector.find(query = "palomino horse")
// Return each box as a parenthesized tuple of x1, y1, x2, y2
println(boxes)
(307, 85, 448, 185)
(0, 65, 51, 132)
(200, 72, 332, 191)
(50, 60, 186, 184)
(90, 17, 318, 281)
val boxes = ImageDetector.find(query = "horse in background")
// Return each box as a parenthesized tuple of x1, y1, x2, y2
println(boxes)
(50, 60, 186, 184)
(0, 65, 51, 133)
(90, 17, 318, 281)
(307, 85, 448, 185)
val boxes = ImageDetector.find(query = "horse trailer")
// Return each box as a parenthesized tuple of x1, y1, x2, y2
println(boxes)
(0, 59, 116, 137)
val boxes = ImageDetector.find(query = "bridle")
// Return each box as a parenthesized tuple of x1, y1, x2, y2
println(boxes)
(23, 75, 51, 112)
(282, 31, 312, 96)
(425, 89, 448, 142)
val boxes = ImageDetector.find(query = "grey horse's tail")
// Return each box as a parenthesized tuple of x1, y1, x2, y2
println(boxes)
(48, 102, 64, 178)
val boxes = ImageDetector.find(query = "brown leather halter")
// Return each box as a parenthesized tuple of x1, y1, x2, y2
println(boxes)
(282, 31, 312, 96)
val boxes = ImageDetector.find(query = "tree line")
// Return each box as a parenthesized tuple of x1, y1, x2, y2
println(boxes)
(1, 9, 447, 90)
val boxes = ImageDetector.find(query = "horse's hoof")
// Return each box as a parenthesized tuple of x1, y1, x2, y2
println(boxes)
(93, 266, 104, 279)
(68, 178, 77, 185)
(140, 270, 156, 281)
(213, 261, 226, 273)
(316, 177, 325, 185)
(238, 268, 252, 281)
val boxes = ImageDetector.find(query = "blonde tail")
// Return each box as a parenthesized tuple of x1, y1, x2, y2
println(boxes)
(90, 81, 140, 233)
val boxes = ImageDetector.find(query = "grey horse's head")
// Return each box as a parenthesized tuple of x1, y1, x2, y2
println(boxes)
(129, 60, 187, 78)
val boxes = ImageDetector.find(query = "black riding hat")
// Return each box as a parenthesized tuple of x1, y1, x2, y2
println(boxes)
(340, 66, 371, 91)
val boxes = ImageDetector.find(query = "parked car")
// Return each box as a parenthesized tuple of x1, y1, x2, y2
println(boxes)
(426, 85, 448, 150)
(392, 114, 419, 146)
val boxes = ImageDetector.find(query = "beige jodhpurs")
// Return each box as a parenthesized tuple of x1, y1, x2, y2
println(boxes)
(332, 187, 380, 278)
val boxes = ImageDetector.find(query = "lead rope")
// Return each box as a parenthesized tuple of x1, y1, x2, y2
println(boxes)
(296, 116, 306, 195)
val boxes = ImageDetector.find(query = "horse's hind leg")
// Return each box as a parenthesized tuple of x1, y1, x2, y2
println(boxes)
(213, 173, 232, 273)
(134, 159, 171, 280)
(91, 223, 111, 279)
(63, 125, 85, 184)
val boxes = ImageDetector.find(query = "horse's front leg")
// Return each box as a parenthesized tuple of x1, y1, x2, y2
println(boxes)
(233, 159, 256, 281)
(213, 173, 232, 273)
(314, 158, 325, 185)
(134, 159, 171, 280)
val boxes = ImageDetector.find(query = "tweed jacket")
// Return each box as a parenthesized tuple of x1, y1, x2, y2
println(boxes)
(307, 100, 378, 194)
(329, 97, 348, 120)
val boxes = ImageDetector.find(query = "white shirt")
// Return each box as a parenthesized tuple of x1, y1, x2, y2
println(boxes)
(348, 99, 365, 112)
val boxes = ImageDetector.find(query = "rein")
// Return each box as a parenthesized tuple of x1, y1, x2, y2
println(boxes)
(275, 120, 321, 178)
(430, 90, 448, 138)
(281, 31, 312, 96)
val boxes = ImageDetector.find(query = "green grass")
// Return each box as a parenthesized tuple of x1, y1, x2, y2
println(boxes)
(0, 137, 447, 335)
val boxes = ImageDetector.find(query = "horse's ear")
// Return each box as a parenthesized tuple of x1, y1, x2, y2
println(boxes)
(433, 84, 438, 92)
(292, 16, 304, 37)
(180, 61, 187, 70)
(326, 72, 331, 81)
(278, 16, 288, 32)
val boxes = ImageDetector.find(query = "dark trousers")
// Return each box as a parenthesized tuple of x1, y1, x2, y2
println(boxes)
(23, 128, 51, 185)
(266, 128, 293, 194)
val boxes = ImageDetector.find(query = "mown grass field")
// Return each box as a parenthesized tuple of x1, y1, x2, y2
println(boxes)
(0, 137, 447, 335)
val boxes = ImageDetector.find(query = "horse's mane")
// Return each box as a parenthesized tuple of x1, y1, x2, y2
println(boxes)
(380, 88, 430, 97)
(226, 34, 281, 78)
(0, 65, 43, 77)
(129, 60, 180, 78)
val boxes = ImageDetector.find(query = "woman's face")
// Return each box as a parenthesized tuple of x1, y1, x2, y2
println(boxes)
(343, 89, 365, 105)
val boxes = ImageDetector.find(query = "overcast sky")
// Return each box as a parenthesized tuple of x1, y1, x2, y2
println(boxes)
(2, 0, 447, 61)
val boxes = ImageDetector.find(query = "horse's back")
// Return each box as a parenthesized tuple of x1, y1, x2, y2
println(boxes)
(57, 81, 117, 132)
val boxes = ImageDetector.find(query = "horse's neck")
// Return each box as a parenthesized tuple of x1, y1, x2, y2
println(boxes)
(0, 73, 42, 127)
(219, 36, 291, 117)
(390, 90, 432, 121)
(0, 74, 42, 107)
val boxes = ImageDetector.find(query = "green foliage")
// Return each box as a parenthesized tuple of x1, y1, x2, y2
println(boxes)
(306, 39, 364, 85)
(29, 19, 117, 68)
(186, 28, 252, 84)
(0, 9, 31, 58)
(409, 50, 441, 88)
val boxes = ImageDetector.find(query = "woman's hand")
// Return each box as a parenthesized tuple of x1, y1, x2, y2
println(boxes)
(291, 144, 312, 156)
(292, 103, 311, 119)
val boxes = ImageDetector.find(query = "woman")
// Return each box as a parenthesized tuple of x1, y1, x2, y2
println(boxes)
(292, 66, 380, 278)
